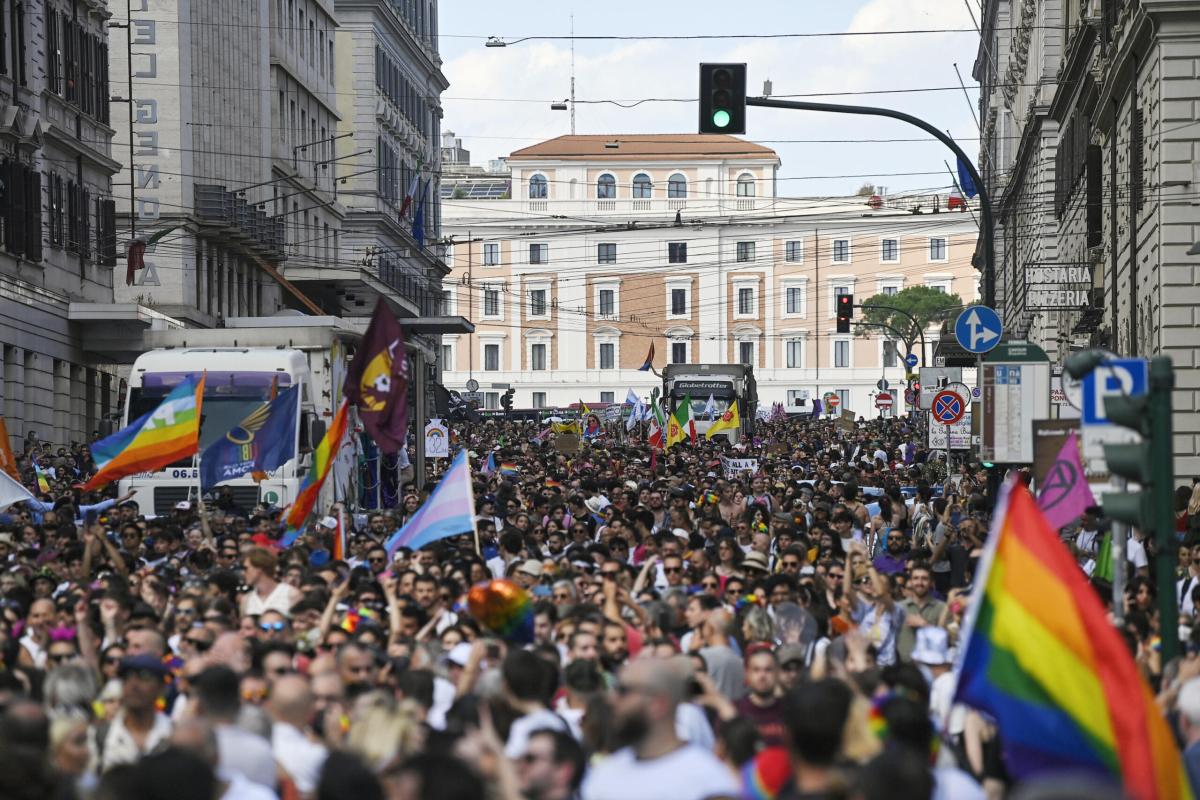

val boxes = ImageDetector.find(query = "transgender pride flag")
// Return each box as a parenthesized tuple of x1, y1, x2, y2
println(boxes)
(385, 448, 476, 556)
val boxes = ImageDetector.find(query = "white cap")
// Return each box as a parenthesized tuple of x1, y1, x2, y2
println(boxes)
(445, 642, 473, 667)
(175, 501, 191, 510)
(672, 527, 690, 541)
(318, 516, 339, 530)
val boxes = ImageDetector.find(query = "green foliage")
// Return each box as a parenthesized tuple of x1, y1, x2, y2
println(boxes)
(856, 286, 962, 353)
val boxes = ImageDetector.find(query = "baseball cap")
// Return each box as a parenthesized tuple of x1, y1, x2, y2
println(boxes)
(318, 516, 339, 530)
(443, 642, 472, 667)
(517, 559, 544, 578)
(776, 644, 807, 666)
(175, 501, 191, 510)
(117, 654, 171, 678)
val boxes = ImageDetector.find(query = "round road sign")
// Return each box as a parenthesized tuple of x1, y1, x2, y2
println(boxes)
(876, 379, 889, 391)
(875, 394, 893, 409)
(824, 392, 840, 408)
(932, 390, 966, 424)
(904, 389, 917, 405)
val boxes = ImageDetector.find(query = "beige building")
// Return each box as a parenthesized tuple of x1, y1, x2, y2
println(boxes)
(441, 134, 980, 415)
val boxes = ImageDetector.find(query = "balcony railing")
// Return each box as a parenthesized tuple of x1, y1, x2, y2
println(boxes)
(194, 185, 287, 261)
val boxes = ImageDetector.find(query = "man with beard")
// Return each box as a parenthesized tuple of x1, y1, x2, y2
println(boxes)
(872, 529, 910, 576)
(600, 621, 629, 671)
(582, 658, 738, 800)
(734, 645, 786, 747)
(517, 729, 587, 800)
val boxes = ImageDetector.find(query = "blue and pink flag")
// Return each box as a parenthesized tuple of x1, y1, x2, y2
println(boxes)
(385, 448, 476, 556)
(1036, 431, 1096, 530)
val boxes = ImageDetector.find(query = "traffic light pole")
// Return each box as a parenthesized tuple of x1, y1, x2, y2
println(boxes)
(1148, 357, 1178, 662)
(745, 97, 995, 308)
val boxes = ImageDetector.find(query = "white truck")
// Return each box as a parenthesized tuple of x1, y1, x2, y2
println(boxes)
(662, 363, 757, 442)
(118, 315, 360, 517)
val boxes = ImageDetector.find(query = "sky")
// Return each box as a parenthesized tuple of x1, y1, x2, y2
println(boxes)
(437, 0, 983, 198)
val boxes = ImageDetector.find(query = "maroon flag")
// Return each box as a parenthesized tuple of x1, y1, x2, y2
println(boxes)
(344, 299, 409, 453)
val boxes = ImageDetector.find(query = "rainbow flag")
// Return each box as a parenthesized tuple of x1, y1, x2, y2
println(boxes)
(385, 448, 475, 556)
(953, 478, 1191, 799)
(83, 374, 205, 490)
(280, 401, 350, 546)
(33, 462, 51, 494)
(499, 461, 519, 478)
(331, 508, 347, 562)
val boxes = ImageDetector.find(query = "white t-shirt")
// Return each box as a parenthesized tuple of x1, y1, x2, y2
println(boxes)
(1128, 536, 1149, 570)
(582, 744, 739, 800)
(504, 709, 571, 759)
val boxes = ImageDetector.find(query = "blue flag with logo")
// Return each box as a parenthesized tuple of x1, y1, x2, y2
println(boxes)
(957, 158, 978, 199)
(200, 386, 300, 490)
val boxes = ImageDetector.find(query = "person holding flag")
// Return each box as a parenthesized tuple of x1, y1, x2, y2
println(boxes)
(199, 385, 301, 491)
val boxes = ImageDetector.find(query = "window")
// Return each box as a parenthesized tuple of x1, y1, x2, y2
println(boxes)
(739, 341, 755, 366)
(529, 174, 548, 199)
(600, 392, 615, 404)
(671, 342, 688, 364)
(441, 344, 452, 368)
(787, 390, 808, 406)
(632, 173, 652, 199)
(484, 392, 499, 409)
(786, 286, 804, 315)
(671, 288, 688, 316)
(598, 289, 615, 317)
(834, 285, 851, 306)
(881, 284, 899, 296)
(597, 174, 616, 199)
(736, 241, 755, 262)
(532, 392, 547, 408)
(529, 243, 548, 264)
(529, 289, 547, 316)
(484, 344, 500, 371)
(599, 343, 615, 370)
(881, 238, 899, 262)
(597, 243, 616, 263)
(929, 237, 947, 261)
(483, 289, 500, 317)
(737, 287, 754, 315)
(668, 173, 687, 198)
(832, 239, 851, 263)
(736, 174, 755, 197)
(785, 240, 803, 262)
(483, 243, 499, 265)
(883, 340, 898, 368)
(926, 282, 949, 293)
(836, 389, 850, 410)
(531, 343, 547, 370)
(834, 340, 850, 368)
(668, 242, 687, 263)
(786, 339, 804, 368)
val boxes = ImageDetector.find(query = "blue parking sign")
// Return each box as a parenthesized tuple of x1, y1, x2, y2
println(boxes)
(1081, 358, 1148, 425)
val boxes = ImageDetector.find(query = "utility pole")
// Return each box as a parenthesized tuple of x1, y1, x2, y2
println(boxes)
(570, 13, 576, 135)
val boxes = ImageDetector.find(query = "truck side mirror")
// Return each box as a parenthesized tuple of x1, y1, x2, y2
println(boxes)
(310, 418, 326, 446)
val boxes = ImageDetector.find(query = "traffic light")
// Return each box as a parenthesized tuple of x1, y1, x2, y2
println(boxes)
(836, 293, 854, 334)
(699, 63, 746, 134)
(1066, 351, 1178, 660)
(500, 388, 515, 411)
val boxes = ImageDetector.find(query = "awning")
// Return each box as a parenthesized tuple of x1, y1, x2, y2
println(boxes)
(400, 315, 475, 335)
(68, 303, 185, 363)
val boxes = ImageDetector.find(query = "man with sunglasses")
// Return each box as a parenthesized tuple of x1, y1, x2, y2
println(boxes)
(97, 654, 173, 773)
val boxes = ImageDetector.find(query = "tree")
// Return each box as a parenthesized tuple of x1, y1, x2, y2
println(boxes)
(855, 183, 876, 196)
(856, 286, 962, 366)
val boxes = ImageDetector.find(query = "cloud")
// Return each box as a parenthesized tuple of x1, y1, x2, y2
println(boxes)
(438, 0, 982, 196)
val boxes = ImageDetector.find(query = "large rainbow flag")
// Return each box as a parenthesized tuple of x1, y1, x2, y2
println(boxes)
(385, 447, 475, 556)
(280, 400, 350, 546)
(82, 374, 205, 490)
(953, 477, 1191, 799)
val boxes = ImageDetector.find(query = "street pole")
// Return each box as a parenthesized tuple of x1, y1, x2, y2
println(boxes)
(1110, 477, 1128, 625)
(1148, 357, 1179, 661)
(746, 97, 995, 307)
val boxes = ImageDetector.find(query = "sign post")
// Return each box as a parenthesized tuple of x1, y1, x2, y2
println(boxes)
(980, 341, 1051, 465)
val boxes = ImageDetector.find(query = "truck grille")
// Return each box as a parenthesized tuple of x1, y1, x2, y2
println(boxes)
(153, 485, 261, 516)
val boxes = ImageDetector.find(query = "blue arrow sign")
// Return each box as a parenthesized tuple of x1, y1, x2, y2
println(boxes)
(954, 306, 1003, 354)
(904, 353, 919, 369)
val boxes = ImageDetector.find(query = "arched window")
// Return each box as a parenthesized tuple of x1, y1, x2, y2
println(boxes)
(668, 173, 687, 198)
(736, 173, 756, 197)
(632, 173, 652, 199)
(528, 174, 548, 199)
(597, 174, 616, 199)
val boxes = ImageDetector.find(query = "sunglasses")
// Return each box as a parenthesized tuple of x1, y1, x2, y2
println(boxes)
(701, 581, 719, 589)
(782, 561, 801, 568)
(663, 567, 682, 574)
(186, 637, 213, 651)
(103, 654, 125, 665)
(368, 557, 386, 564)
(260, 621, 287, 632)
(48, 652, 75, 664)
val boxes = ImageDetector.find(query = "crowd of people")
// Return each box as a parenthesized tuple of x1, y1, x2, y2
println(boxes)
(2, 414, 1200, 800)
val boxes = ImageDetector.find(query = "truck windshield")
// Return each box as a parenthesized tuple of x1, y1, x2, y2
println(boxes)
(127, 371, 294, 454)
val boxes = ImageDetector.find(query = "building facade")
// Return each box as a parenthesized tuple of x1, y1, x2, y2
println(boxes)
(441, 135, 979, 416)
(1, 0, 127, 445)
(977, 0, 1200, 476)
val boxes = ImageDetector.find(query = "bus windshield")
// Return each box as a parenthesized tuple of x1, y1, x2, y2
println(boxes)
(127, 371, 294, 454)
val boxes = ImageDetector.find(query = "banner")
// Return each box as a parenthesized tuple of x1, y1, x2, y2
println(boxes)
(720, 456, 759, 479)
(424, 419, 449, 459)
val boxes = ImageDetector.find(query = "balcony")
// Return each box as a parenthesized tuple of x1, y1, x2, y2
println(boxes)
(194, 185, 287, 262)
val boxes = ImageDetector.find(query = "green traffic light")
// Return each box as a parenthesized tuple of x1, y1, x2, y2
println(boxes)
(712, 109, 731, 128)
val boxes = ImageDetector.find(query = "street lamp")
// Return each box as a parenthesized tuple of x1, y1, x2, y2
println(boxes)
(485, 37, 507, 47)
(550, 100, 568, 111)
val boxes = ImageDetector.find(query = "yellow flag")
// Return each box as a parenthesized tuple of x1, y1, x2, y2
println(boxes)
(666, 417, 684, 449)
(706, 403, 741, 439)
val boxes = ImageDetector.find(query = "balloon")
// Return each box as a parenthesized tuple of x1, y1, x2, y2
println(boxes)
(466, 579, 534, 644)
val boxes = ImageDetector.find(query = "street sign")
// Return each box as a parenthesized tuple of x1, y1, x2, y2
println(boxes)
(875, 394, 893, 409)
(465, 378, 480, 392)
(904, 388, 917, 405)
(933, 390, 966, 424)
(918, 367, 962, 409)
(825, 393, 840, 408)
(954, 306, 1003, 354)
(929, 412, 972, 450)
(904, 353, 919, 369)
(1079, 357, 1149, 470)
(463, 391, 484, 405)
(981, 341, 1051, 464)
(876, 379, 889, 391)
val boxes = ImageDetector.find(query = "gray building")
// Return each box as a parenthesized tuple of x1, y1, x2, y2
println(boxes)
(976, 0, 1200, 476)
(1, 0, 130, 446)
